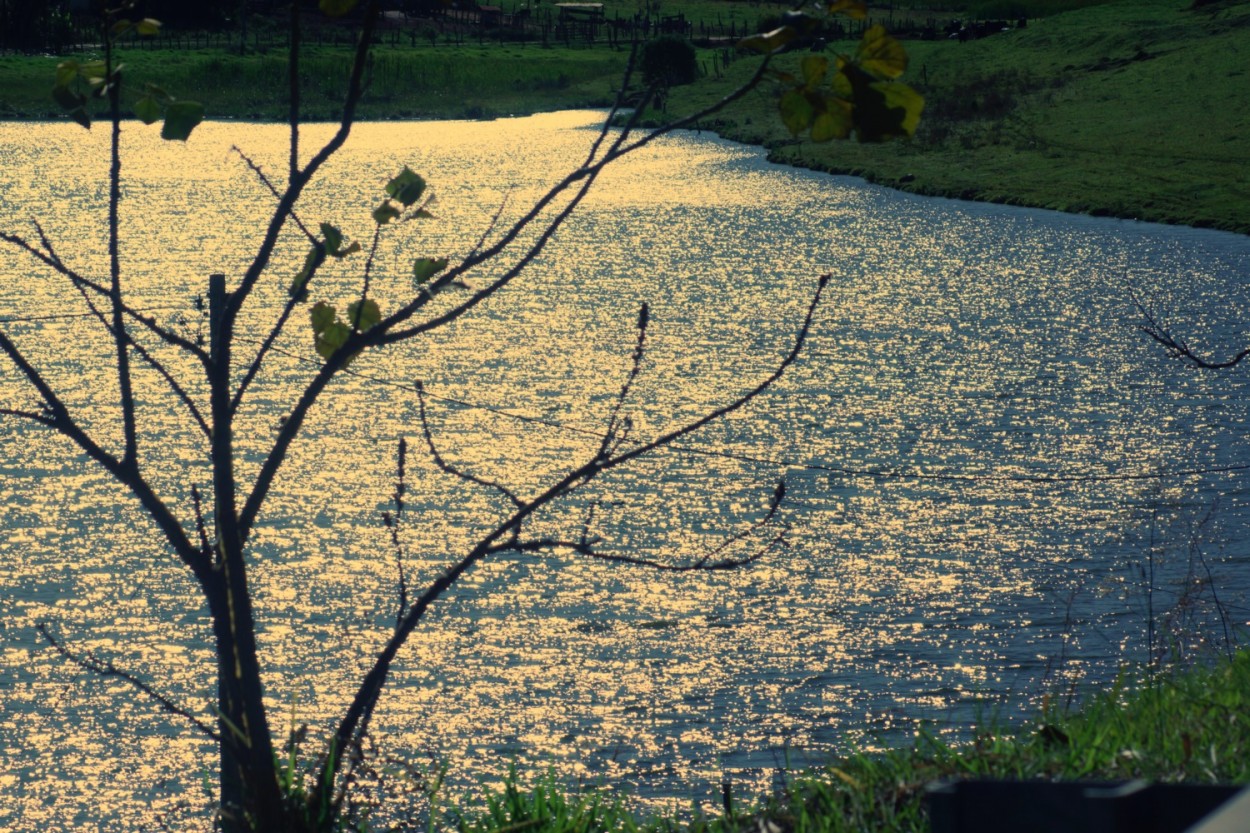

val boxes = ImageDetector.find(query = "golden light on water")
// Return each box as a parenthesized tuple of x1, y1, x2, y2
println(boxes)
(0, 112, 1249, 828)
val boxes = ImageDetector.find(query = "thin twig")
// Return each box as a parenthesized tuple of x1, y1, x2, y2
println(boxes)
(37, 623, 219, 741)
(598, 303, 648, 460)
(415, 381, 523, 508)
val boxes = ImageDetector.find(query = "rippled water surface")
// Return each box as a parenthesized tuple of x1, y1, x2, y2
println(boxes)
(1, 113, 1248, 829)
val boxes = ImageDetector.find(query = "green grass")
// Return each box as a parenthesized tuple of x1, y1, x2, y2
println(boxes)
(0, 43, 633, 121)
(432, 651, 1250, 833)
(664, 0, 1250, 233)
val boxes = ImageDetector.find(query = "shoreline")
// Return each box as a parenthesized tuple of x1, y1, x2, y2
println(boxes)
(7, 107, 1245, 238)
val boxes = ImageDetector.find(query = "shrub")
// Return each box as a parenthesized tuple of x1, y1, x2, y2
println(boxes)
(641, 35, 698, 88)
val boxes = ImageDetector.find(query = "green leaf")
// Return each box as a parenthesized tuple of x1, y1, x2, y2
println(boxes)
(346, 298, 381, 332)
(800, 56, 828, 88)
(319, 0, 360, 16)
(133, 95, 161, 125)
(321, 223, 342, 251)
(78, 61, 107, 79)
(161, 100, 203, 141)
(412, 257, 448, 285)
(315, 320, 352, 360)
(412, 208, 436, 220)
(869, 81, 924, 138)
(385, 167, 427, 207)
(291, 246, 326, 298)
(52, 83, 84, 111)
(779, 89, 814, 137)
(54, 60, 79, 87)
(67, 106, 91, 130)
(136, 18, 161, 36)
(851, 78, 922, 142)
(811, 100, 853, 142)
(318, 223, 361, 257)
(827, 0, 867, 19)
(855, 25, 908, 80)
(310, 301, 337, 335)
(372, 200, 401, 225)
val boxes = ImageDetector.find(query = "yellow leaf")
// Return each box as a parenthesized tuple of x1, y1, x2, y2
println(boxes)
(800, 56, 828, 88)
(872, 81, 924, 137)
(827, 0, 867, 19)
(811, 99, 853, 142)
(830, 767, 862, 789)
(856, 25, 908, 79)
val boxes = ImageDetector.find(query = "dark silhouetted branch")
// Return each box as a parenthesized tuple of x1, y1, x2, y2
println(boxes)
(37, 623, 219, 741)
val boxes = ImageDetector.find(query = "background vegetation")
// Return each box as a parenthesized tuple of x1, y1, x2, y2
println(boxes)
(668, 0, 1250, 233)
(2, 0, 1245, 231)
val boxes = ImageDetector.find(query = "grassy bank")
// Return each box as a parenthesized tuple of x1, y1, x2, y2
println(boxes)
(665, 0, 1250, 233)
(1, 0, 1245, 232)
(0, 43, 631, 121)
(448, 651, 1250, 833)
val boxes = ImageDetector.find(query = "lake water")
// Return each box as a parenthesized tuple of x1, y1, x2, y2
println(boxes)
(1, 112, 1248, 829)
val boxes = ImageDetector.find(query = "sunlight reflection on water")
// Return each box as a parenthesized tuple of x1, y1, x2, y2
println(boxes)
(1, 111, 1249, 829)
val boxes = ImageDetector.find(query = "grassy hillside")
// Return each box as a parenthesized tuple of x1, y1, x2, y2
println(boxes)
(668, 0, 1250, 232)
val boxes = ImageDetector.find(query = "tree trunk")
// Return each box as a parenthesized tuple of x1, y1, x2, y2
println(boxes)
(209, 274, 285, 831)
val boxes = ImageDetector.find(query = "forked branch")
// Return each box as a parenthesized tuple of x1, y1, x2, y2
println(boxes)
(313, 273, 828, 811)
(1138, 299, 1250, 369)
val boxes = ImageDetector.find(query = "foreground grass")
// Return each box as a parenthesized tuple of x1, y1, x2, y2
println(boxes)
(666, 0, 1250, 233)
(448, 651, 1250, 833)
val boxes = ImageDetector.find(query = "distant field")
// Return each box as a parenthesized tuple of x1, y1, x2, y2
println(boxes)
(0, 0, 1244, 232)
(0, 44, 636, 121)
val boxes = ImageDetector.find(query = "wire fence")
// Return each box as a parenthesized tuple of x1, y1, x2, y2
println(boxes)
(11, 7, 999, 55)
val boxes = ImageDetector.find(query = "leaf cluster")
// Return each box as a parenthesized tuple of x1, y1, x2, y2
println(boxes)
(296, 167, 445, 362)
(52, 14, 203, 141)
(740, 2, 923, 143)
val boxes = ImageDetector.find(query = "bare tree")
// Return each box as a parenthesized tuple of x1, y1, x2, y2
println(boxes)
(0, 1, 919, 829)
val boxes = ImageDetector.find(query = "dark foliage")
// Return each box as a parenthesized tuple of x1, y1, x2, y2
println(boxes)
(641, 35, 699, 89)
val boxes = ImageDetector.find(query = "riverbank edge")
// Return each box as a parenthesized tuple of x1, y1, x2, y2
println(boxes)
(7, 103, 1243, 239)
(449, 650, 1250, 833)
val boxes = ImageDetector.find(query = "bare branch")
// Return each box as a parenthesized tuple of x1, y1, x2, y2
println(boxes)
(375, 57, 774, 347)
(103, 36, 138, 466)
(1137, 298, 1250, 369)
(239, 56, 777, 551)
(192, 484, 212, 558)
(0, 330, 210, 582)
(597, 303, 648, 460)
(415, 381, 523, 509)
(0, 407, 56, 427)
(222, 1, 382, 332)
(317, 273, 826, 803)
(230, 146, 316, 243)
(508, 480, 790, 572)
(37, 623, 219, 741)
(383, 438, 410, 629)
(0, 229, 206, 361)
(129, 338, 211, 440)
(231, 242, 326, 414)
